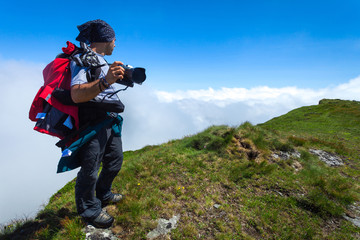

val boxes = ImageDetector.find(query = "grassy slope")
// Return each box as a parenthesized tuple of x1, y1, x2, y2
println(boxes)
(260, 99, 360, 155)
(1, 99, 360, 240)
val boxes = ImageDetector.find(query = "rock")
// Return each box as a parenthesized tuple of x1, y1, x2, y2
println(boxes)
(343, 216, 360, 228)
(214, 204, 221, 209)
(345, 210, 356, 219)
(309, 149, 344, 166)
(271, 150, 301, 160)
(147, 215, 180, 239)
(83, 225, 119, 240)
(291, 160, 303, 172)
(343, 202, 360, 228)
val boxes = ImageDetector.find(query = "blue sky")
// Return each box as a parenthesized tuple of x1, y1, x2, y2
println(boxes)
(2, 0, 360, 225)
(1, 0, 360, 90)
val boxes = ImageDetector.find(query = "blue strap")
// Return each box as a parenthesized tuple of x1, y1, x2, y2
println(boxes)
(57, 115, 123, 173)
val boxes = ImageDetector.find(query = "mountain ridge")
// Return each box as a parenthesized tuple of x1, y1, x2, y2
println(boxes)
(1, 99, 360, 239)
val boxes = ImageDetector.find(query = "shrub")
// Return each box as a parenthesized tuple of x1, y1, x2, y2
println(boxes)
(288, 135, 306, 146)
(229, 161, 277, 183)
(296, 155, 359, 217)
(271, 139, 294, 152)
(186, 126, 236, 152)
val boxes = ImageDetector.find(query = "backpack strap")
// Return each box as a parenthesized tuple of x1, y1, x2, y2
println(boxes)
(86, 64, 106, 82)
(69, 42, 107, 82)
(55, 121, 90, 149)
(72, 42, 103, 68)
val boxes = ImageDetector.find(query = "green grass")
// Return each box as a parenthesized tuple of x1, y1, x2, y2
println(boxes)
(1, 99, 360, 239)
(259, 99, 360, 155)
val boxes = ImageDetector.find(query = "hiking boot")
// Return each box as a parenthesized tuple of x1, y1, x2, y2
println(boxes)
(102, 193, 125, 207)
(88, 209, 114, 229)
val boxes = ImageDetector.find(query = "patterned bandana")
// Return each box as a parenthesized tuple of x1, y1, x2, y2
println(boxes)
(76, 19, 115, 44)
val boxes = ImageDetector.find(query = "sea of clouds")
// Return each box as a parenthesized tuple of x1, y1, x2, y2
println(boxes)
(1, 58, 360, 225)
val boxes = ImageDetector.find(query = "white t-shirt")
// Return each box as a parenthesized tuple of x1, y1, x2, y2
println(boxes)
(70, 53, 119, 103)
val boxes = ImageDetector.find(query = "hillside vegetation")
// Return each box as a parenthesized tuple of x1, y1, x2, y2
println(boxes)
(1, 99, 360, 239)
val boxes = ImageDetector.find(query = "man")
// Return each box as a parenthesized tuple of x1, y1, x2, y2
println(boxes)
(70, 19, 126, 228)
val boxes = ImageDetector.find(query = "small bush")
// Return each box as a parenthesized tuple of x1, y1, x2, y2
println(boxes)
(61, 217, 85, 240)
(252, 134, 268, 150)
(271, 139, 294, 152)
(300, 150, 312, 162)
(239, 123, 269, 149)
(229, 161, 277, 183)
(296, 190, 344, 217)
(288, 135, 306, 146)
(297, 157, 358, 217)
(186, 126, 236, 151)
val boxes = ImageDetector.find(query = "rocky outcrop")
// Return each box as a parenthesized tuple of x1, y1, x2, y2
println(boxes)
(271, 148, 345, 167)
(343, 202, 360, 228)
(83, 225, 119, 240)
(309, 149, 344, 166)
(147, 215, 180, 239)
(271, 150, 301, 160)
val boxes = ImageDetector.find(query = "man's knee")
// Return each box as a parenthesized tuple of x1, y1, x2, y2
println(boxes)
(77, 167, 99, 184)
(107, 155, 123, 173)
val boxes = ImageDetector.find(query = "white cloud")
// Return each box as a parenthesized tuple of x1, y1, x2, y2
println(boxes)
(150, 77, 360, 131)
(156, 85, 323, 106)
(0, 59, 79, 225)
(1, 57, 360, 225)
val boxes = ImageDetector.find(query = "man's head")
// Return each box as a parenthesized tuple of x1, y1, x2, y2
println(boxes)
(103, 39, 116, 56)
(76, 19, 116, 55)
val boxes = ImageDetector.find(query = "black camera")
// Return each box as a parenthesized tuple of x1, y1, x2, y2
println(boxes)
(116, 64, 146, 87)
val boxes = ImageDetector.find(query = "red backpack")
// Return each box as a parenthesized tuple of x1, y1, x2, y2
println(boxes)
(29, 42, 81, 144)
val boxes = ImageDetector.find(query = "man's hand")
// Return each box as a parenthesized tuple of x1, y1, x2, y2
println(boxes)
(106, 61, 125, 84)
(71, 61, 125, 103)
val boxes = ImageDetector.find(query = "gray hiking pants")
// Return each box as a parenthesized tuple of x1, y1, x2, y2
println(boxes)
(75, 125, 123, 220)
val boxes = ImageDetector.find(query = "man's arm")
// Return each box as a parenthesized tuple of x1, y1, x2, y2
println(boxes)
(71, 61, 125, 103)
